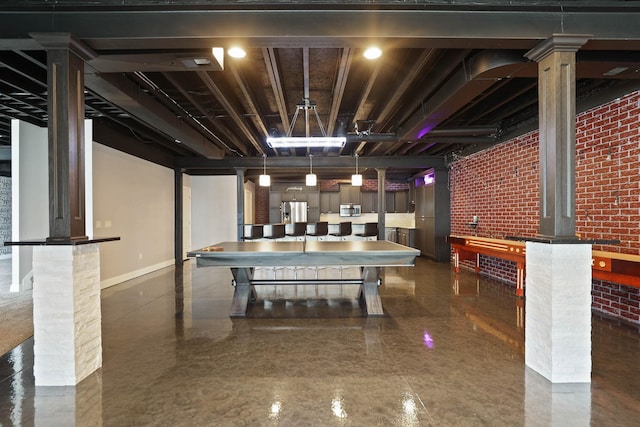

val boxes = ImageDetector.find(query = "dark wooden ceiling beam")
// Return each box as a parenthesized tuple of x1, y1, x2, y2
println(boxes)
(326, 48, 352, 138)
(227, 60, 269, 150)
(374, 48, 436, 131)
(4, 7, 640, 50)
(350, 57, 383, 156)
(263, 47, 289, 157)
(175, 155, 444, 170)
(196, 70, 263, 154)
(84, 69, 224, 158)
(161, 71, 248, 156)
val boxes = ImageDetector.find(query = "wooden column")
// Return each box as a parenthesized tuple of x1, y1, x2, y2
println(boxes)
(525, 34, 590, 239)
(376, 168, 386, 240)
(32, 33, 96, 243)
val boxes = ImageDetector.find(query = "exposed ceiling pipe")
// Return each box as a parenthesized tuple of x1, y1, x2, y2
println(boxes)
(346, 125, 498, 144)
(396, 50, 530, 142)
(367, 49, 469, 156)
(161, 71, 247, 157)
(84, 71, 224, 159)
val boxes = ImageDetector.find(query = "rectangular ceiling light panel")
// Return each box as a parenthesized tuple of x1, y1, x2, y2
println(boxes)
(266, 137, 346, 148)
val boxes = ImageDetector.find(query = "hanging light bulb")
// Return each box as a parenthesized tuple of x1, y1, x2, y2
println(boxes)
(259, 153, 271, 186)
(351, 153, 362, 186)
(306, 154, 317, 186)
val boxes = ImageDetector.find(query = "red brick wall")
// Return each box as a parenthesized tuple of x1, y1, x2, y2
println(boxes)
(255, 185, 270, 224)
(320, 179, 409, 192)
(450, 90, 640, 325)
(593, 280, 640, 324)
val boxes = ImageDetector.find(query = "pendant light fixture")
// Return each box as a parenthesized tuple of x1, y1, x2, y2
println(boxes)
(259, 153, 271, 187)
(351, 153, 363, 186)
(306, 154, 317, 186)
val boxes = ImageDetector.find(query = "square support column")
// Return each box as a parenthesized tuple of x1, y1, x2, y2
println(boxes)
(525, 242, 592, 383)
(525, 34, 589, 239)
(32, 244, 102, 386)
(30, 33, 96, 243)
(376, 168, 386, 240)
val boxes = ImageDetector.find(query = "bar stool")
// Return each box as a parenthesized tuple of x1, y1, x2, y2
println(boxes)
(243, 224, 263, 241)
(264, 223, 286, 279)
(329, 222, 352, 279)
(264, 223, 285, 241)
(307, 221, 328, 241)
(330, 221, 352, 240)
(306, 222, 329, 280)
(286, 222, 307, 241)
(355, 222, 378, 240)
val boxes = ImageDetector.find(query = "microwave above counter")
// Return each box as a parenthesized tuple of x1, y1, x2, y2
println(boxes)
(339, 204, 361, 217)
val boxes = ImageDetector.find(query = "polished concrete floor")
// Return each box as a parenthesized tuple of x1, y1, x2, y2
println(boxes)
(1, 258, 640, 426)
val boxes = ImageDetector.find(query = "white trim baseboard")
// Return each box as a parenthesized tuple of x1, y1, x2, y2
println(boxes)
(100, 259, 175, 289)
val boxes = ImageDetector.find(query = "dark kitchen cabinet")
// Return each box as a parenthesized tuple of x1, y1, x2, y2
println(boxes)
(385, 191, 395, 213)
(414, 169, 450, 261)
(395, 191, 409, 213)
(339, 185, 361, 204)
(320, 191, 340, 213)
(397, 227, 415, 248)
(361, 192, 377, 213)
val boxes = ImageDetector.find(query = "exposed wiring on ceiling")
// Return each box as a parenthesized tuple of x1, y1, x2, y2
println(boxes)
(133, 71, 244, 157)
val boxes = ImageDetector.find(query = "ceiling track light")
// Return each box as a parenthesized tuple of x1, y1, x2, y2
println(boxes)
(259, 153, 270, 187)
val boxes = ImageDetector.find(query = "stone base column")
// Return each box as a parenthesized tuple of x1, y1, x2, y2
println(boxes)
(33, 244, 102, 386)
(525, 242, 592, 383)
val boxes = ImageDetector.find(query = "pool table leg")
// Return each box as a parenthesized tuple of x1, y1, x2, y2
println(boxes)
(230, 267, 254, 317)
(361, 267, 384, 316)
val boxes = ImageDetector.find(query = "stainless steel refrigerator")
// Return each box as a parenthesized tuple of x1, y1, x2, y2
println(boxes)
(281, 201, 308, 223)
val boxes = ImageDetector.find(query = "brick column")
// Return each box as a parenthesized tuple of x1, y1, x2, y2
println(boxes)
(32, 244, 102, 386)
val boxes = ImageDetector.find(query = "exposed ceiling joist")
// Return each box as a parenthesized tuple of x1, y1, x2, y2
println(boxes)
(84, 69, 224, 159)
(175, 155, 445, 171)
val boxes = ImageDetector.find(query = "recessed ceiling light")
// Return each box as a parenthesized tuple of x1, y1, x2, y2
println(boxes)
(363, 46, 382, 60)
(228, 47, 247, 59)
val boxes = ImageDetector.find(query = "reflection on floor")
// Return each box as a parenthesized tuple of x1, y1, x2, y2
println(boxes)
(0, 257, 33, 356)
(1, 257, 639, 426)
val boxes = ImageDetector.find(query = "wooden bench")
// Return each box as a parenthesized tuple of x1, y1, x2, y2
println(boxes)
(448, 235, 526, 296)
(448, 235, 640, 296)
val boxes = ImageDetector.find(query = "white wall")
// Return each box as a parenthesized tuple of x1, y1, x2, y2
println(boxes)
(93, 143, 175, 288)
(244, 179, 255, 224)
(11, 120, 48, 290)
(190, 175, 237, 250)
